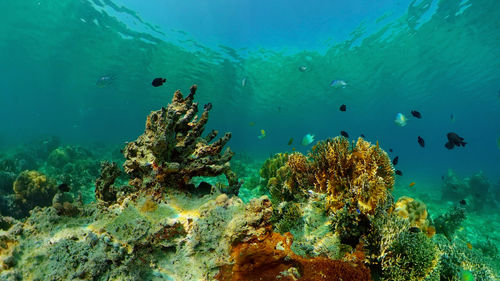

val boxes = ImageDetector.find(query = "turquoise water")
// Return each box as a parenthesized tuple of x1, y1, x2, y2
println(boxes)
(0, 0, 499, 279)
(1, 0, 499, 180)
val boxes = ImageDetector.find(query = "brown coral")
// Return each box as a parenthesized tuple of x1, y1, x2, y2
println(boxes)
(216, 231, 372, 281)
(121, 85, 238, 194)
(13, 170, 58, 213)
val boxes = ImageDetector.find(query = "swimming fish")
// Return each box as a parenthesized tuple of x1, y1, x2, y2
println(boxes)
(249, 122, 255, 127)
(395, 170, 403, 176)
(466, 243, 472, 250)
(410, 110, 422, 119)
(96, 75, 116, 88)
(360, 134, 365, 138)
(58, 183, 70, 193)
(203, 103, 212, 111)
(258, 129, 266, 140)
(445, 132, 466, 149)
(460, 269, 474, 281)
(330, 80, 347, 88)
(389, 148, 393, 152)
(460, 199, 467, 205)
(339, 104, 346, 112)
(288, 138, 293, 146)
(450, 114, 456, 123)
(241, 77, 247, 87)
(152, 78, 166, 87)
(299, 65, 308, 72)
(394, 113, 407, 126)
(497, 138, 500, 150)
(392, 156, 399, 166)
(408, 227, 421, 233)
(409, 182, 415, 187)
(418, 136, 425, 147)
(340, 131, 349, 138)
(302, 134, 315, 146)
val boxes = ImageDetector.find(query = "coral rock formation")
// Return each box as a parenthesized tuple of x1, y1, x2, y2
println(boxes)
(121, 85, 238, 195)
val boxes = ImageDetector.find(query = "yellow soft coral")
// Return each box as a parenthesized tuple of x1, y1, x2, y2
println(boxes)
(286, 137, 394, 214)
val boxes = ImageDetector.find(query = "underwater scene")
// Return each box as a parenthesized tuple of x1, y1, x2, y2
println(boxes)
(0, 0, 499, 280)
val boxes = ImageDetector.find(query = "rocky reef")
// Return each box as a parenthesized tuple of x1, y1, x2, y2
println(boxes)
(0, 86, 498, 280)
(107, 85, 239, 201)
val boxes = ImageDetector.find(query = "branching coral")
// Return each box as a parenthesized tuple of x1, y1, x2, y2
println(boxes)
(382, 232, 441, 281)
(121, 85, 239, 195)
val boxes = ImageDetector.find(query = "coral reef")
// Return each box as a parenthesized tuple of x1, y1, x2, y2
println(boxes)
(309, 137, 394, 215)
(120, 85, 239, 196)
(260, 137, 394, 216)
(441, 170, 496, 212)
(95, 161, 122, 203)
(434, 234, 498, 281)
(381, 231, 441, 281)
(433, 206, 466, 241)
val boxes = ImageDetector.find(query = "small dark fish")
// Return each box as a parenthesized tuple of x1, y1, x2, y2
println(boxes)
(152, 78, 166, 87)
(389, 148, 393, 152)
(204, 103, 212, 111)
(392, 156, 399, 166)
(460, 199, 467, 205)
(288, 138, 293, 146)
(445, 132, 466, 150)
(360, 134, 365, 138)
(339, 104, 346, 112)
(58, 183, 70, 193)
(410, 110, 422, 119)
(408, 227, 421, 233)
(417, 136, 425, 148)
(340, 131, 349, 138)
(395, 170, 403, 176)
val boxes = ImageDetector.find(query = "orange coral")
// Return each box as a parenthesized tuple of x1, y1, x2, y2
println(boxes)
(216, 231, 372, 281)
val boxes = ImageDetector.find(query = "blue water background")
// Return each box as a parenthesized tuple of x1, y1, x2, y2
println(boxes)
(0, 0, 499, 185)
